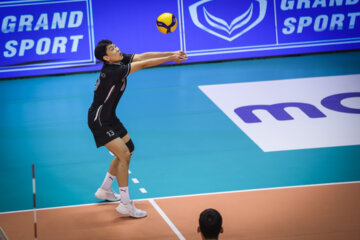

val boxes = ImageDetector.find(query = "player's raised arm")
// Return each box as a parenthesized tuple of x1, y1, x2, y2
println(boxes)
(129, 52, 188, 75)
(132, 51, 186, 62)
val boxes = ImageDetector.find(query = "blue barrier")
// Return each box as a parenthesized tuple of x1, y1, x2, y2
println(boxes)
(1, 0, 359, 79)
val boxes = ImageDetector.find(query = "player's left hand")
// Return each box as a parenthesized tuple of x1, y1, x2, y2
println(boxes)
(171, 53, 188, 64)
(173, 51, 187, 58)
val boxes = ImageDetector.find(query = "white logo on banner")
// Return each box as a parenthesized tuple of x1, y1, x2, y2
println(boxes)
(199, 74, 360, 152)
(189, 0, 267, 41)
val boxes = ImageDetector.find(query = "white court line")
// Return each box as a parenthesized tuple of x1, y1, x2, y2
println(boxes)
(1, 181, 359, 215)
(139, 188, 147, 193)
(132, 178, 139, 184)
(149, 199, 185, 240)
(0, 227, 9, 240)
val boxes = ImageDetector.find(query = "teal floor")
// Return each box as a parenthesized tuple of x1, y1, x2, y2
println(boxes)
(1, 51, 360, 212)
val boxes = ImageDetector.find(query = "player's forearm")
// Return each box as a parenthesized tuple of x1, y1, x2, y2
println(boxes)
(140, 56, 172, 68)
(130, 53, 187, 74)
(138, 52, 172, 60)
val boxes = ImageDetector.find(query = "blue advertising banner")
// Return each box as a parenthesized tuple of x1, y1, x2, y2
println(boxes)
(0, 0, 359, 79)
(0, 0, 95, 78)
(180, 0, 360, 56)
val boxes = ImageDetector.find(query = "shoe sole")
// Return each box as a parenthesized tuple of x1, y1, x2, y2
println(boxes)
(116, 207, 147, 218)
(95, 192, 120, 202)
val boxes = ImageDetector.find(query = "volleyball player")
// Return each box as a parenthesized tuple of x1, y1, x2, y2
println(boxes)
(88, 40, 188, 218)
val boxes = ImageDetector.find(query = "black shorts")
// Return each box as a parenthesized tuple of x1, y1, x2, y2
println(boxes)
(88, 119, 128, 148)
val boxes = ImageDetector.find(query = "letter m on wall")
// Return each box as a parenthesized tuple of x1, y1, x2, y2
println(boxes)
(234, 102, 327, 123)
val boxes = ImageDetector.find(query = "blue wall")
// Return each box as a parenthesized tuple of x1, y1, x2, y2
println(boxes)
(1, 0, 359, 79)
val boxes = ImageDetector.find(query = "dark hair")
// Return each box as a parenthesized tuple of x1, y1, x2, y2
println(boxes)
(199, 208, 222, 239)
(94, 40, 112, 62)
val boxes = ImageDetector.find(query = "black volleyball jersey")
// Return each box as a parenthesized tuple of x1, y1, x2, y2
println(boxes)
(89, 53, 134, 127)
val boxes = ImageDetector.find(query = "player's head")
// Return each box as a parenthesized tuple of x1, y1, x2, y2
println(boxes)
(198, 208, 223, 240)
(94, 40, 123, 63)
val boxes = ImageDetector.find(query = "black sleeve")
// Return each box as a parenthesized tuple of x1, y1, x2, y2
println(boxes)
(121, 53, 134, 65)
(109, 64, 131, 84)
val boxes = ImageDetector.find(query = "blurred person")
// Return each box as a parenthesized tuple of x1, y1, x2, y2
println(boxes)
(198, 208, 223, 240)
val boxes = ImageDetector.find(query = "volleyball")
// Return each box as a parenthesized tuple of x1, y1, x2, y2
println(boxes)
(156, 13, 177, 34)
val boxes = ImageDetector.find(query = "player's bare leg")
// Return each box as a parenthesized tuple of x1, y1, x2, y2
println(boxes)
(95, 134, 135, 202)
(94, 156, 121, 202)
(105, 136, 147, 218)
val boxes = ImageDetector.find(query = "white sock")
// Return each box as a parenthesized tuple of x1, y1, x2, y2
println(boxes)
(100, 172, 115, 190)
(119, 187, 130, 204)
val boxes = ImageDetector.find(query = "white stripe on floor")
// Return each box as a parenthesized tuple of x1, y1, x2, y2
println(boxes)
(149, 199, 185, 240)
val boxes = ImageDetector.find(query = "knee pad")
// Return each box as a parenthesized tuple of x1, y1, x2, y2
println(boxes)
(126, 139, 134, 153)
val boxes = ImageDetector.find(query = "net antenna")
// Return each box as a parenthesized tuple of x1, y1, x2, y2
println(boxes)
(32, 163, 38, 240)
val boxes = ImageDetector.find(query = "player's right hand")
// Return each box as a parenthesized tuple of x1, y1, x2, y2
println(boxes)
(171, 52, 188, 64)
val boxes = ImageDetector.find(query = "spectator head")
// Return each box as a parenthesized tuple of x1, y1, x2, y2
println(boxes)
(198, 208, 223, 240)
